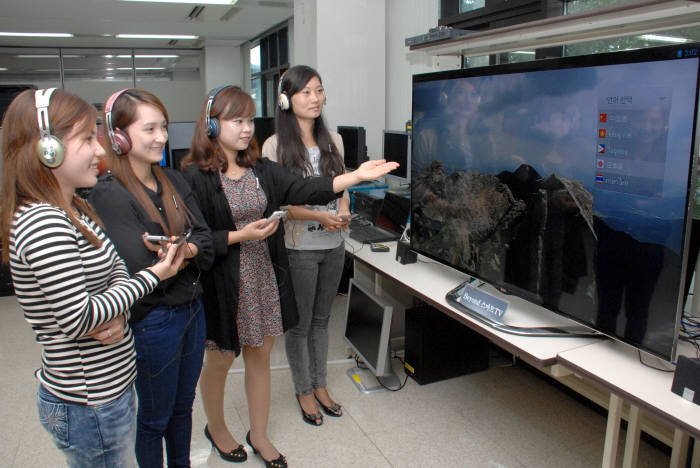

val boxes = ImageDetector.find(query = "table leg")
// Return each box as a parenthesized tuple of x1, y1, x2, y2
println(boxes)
(691, 438, 699, 468)
(603, 393, 623, 468)
(621, 404, 641, 468)
(670, 428, 689, 468)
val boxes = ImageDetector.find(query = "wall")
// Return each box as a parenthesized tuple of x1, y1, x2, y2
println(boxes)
(294, 0, 386, 159)
(203, 44, 243, 95)
(385, 0, 439, 132)
(292, 0, 441, 158)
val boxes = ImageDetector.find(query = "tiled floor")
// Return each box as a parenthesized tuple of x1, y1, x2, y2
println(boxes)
(1, 294, 671, 467)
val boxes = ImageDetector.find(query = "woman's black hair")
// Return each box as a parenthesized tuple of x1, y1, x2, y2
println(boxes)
(274, 65, 344, 177)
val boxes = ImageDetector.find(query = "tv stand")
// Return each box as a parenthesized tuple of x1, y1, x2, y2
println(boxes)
(446, 281, 602, 338)
(346, 366, 402, 393)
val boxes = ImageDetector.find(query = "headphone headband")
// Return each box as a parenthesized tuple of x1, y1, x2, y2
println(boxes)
(105, 89, 130, 154)
(277, 70, 290, 111)
(35, 88, 56, 141)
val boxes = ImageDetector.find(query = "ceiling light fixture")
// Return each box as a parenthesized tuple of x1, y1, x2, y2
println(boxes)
(0, 32, 73, 38)
(120, 0, 238, 4)
(116, 34, 199, 40)
(117, 67, 167, 70)
(639, 34, 689, 43)
(16, 55, 81, 59)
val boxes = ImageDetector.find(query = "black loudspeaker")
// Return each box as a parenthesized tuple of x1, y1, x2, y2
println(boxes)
(671, 355, 700, 404)
(395, 240, 417, 264)
(404, 304, 489, 385)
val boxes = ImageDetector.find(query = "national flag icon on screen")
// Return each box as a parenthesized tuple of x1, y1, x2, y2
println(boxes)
(595, 174, 605, 184)
(598, 143, 605, 153)
(599, 128, 607, 138)
(599, 113, 607, 123)
(596, 159, 605, 169)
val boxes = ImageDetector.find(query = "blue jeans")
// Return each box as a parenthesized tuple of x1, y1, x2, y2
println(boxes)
(132, 299, 206, 468)
(285, 244, 345, 394)
(37, 383, 137, 468)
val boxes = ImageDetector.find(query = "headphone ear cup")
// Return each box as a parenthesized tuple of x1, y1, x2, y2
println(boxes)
(279, 93, 290, 111)
(206, 117, 220, 138)
(37, 136, 65, 168)
(112, 129, 132, 155)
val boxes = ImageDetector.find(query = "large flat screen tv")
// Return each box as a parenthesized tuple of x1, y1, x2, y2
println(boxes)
(411, 43, 700, 361)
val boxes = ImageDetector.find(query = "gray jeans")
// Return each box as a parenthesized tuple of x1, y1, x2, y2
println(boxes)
(285, 243, 345, 395)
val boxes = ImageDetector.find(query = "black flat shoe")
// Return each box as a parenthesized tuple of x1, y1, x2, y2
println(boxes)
(314, 394, 342, 417)
(296, 394, 323, 426)
(204, 424, 247, 463)
(246, 431, 287, 468)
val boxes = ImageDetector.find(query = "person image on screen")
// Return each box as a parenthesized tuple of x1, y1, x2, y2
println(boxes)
(261, 65, 348, 426)
(0, 88, 185, 468)
(180, 84, 397, 467)
(88, 88, 214, 468)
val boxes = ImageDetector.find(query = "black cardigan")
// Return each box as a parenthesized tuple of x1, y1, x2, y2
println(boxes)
(89, 168, 214, 322)
(182, 157, 341, 355)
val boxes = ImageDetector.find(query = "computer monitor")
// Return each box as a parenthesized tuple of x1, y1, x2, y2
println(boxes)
(382, 130, 409, 182)
(344, 279, 401, 390)
(170, 148, 189, 170)
(254, 116, 275, 149)
(337, 125, 368, 170)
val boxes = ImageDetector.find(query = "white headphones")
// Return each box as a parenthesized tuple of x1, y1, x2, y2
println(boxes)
(278, 71, 290, 111)
(35, 88, 65, 168)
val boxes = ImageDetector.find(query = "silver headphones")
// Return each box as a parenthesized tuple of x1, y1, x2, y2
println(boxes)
(35, 88, 65, 168)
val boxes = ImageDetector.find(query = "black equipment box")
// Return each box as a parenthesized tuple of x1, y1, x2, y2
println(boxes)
(671, 355, 700, 404)
(404, 304, 489, 385)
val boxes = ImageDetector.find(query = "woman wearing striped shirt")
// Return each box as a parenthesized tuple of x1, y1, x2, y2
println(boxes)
(0, 89, 184, 468)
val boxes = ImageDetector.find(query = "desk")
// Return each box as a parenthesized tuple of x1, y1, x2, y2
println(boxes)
(344, 237, 700, 467)
(558, 340, 700, 468)
(344, 237, 599, 367)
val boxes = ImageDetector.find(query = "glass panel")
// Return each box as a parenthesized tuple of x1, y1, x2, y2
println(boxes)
(265, 75, 276, 117)
(250, 45, 261, 74)
(251, 76, 262, 117)
(463, 55, 490, 68)
(0, 47, 61, 89)
(502, 50, 536, 64)
(564, 26, 700, 57)
(565, 0, 638, 15)
(61, 48, 134, 109)
(134, 49, 203, 122)
(135, 48, 200, 84)
(460, 0, 485, 13)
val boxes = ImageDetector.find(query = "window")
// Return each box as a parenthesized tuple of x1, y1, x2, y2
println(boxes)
(249, 24, 289, 117)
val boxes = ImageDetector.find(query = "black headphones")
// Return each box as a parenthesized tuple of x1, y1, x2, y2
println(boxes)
(35, 88, 65, 168)
(205, 85, 230, 138)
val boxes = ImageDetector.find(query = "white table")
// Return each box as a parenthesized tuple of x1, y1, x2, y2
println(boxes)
(344, 237, 600, 367)
(558, 340, 700, 468)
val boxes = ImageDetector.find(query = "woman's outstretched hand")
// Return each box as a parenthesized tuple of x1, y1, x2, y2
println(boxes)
(354, 159, 399, 182)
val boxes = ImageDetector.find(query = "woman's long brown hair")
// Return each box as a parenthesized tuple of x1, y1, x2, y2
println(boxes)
(104, 88, 190, 236)
(181, 85, 259, 172)
(1, 89, 102, 263)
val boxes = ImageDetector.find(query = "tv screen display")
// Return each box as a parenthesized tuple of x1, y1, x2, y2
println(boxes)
(383, 130, 409, 179)
(411, 44, 700, 361)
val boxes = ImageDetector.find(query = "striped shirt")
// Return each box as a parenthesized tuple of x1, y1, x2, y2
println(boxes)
(9, 203, 159, 405)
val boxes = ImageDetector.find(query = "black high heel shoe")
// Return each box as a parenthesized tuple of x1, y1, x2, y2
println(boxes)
(246, 431, 287, 468)
(297, 394, 323, 426)
(204, 425, 247, 463)
(314, 394, 342, 417)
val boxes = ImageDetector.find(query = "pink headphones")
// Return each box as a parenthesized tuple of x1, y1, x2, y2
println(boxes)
(104, 89, 132, 155)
